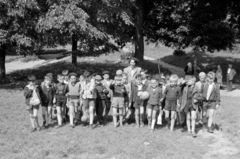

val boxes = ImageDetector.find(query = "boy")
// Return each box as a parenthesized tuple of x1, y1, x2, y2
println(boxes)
(24, 75, 41, 132)
(110, 75, 127, 127)
(66, 73, 81, 128)
(62, 70, 69, 84)
(157, 75, 166, 125)
(129, 74, 148, 128)
(81, 73, 96, 129)
(162, 74, 181, 132)
(101, 70, 113, 122)
(95, 75, 109, 125)
(146, 77, 162, 131)
(39, 75, 55, 129)
(180, 76, 198, 137)
(202, 72, 221, 133)
(53, 74, 67, 127)
(194, 72, 206, 126)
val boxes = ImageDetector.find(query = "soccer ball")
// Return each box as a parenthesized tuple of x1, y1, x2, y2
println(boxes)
(81, 115, 89, 122)
(140, 91, 150, 100)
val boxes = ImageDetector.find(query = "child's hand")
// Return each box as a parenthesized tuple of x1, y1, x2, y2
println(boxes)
(128, 103, 131, 108)
(216, 104, 220, 109)
(160, 98, 163, 102)
(65, 93, 69, 97)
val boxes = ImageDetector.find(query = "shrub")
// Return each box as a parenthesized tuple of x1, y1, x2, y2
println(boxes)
(173, 50, 186, 56)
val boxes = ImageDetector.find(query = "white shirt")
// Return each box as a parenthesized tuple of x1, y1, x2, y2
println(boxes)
(227, 68, 231, 74)
(206, 83, 214, 100)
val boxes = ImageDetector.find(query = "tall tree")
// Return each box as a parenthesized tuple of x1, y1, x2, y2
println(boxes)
(0, 0, 40, 82)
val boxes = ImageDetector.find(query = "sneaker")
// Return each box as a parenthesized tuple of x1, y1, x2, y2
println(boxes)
(207, 126, 214, 133)
(30, 128, 37, 133)
(192, 131, 197, 138)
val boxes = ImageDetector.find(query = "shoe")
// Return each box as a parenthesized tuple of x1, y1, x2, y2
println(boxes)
(70, 124, 75, 128)
(192, 131, 197, 138)
(30, 128, 37, 133)
(207, 126, 214, 133)
(36, 127, 41, 131)
(150, 128, 154, 132)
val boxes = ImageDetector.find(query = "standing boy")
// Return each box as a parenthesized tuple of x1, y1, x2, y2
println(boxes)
(202, 72, 221, 133)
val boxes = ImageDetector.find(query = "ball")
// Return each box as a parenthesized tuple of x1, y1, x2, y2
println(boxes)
(81, 115, 89, 122)
(140, 91, 150, 100)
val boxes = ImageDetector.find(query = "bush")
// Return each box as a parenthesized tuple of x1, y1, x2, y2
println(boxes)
(20, 56, 39, 63)
(173, 50, 186, 56)
(120, 52, 134, 62)
(5, 56, 23, 63)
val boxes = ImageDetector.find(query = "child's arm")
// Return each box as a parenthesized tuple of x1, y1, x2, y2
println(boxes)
(161, 86, 168, 101)
(65, 84, 69, 96)
(24, 86, 33, 98)
(103, 85, 109, 94)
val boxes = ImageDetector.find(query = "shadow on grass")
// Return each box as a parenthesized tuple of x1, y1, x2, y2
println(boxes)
(1, 60, 171, 90)
(161, 52, 240, 84)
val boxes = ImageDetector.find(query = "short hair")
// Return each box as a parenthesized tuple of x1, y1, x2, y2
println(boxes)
(199, 72, 206, 78)
(169, 74, 179, 81)
(189, 76, 196, 83)
(129, 57, 139, 65)
(83, 71, 90, 77)
(44, 75, 52, 81)
(207, 71, 215, 79)
(57, 74, 64, 79)
(135, 73, 142, 80)
(150, 77, 159, 82)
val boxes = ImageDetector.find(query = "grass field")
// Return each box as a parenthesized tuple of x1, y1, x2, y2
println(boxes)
(0, 89, 240, 159)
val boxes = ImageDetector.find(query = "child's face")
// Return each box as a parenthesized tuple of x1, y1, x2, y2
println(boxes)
(103, 74, 109, 80)
(208, 77, 214, 84)
(64, 76, 69, 81)
(187, 80, 194, 86)
(141, 72, 146, 79)
(95, 79, 101, 84)
(44, 79, 51, 86)
(169, 79, 177, 86)
(70, 76, 77, 83)
(116, 79, 122, 85)
(122, 76, 128, 83)
(58, 77, 64, 83)
(136, 78, 142, 85)
(150, 79, 158, 88)
(29, 80, 35, 86)
(199, 76, 206, 83)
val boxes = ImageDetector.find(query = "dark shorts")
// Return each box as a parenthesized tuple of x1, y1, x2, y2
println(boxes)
(203, 101, 216, 110)
(164, 100, 177, 111)
(133, 96, 145, 108)
(41, 101, 53, 107)
(83, 99, 96, 108)
(26, 104, 40, 111)
(147, 104, 159, 111)
(56, 100, 67, 107)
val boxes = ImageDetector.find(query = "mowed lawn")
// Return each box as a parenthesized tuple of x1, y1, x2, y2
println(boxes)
(0, 89, 240, 159)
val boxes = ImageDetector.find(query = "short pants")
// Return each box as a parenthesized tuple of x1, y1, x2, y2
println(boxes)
(112, 97, 125, 108)
(83, 99, 96, 108)
(41, 101, 53, 107)
(26, 104, 40, 111)
(164, 100, 177, 111)
(56, 100, 67, 107)
(183, 100, 196, 113)
(69, 99, 80, 107)
(147, 103, 159, 111)
(133, 96, 145, 108)
(203, 101, 217, 110)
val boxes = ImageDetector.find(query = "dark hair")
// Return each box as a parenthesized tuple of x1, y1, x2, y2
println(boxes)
(129, 57, 139, 65)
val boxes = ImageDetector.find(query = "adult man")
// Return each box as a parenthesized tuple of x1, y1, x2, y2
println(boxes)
(226, 64, 236, 92)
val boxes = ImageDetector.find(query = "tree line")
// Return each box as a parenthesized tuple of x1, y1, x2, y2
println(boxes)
(0, 0, 240, 82)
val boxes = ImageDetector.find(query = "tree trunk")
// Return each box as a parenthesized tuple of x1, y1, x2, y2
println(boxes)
(72, 34, 78, 65)
(134, 0, 144, 62)
(0, 45, 7, 82)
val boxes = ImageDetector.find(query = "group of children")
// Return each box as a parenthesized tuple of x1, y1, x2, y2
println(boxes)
(24, 68, 221, 138)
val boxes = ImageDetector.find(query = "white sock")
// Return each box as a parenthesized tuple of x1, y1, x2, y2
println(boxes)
(151, 119, 156, 129)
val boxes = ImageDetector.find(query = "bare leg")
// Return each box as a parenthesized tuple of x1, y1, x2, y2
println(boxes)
(112, 107, 118, 127)
(119, 108, 123, 126)
(135, 108, 140, 128)
(56, 106, 62, 126)
(147, 108, 152, 129)
(151, 110, 157, 130)
(170, 111, 176, 131)
(186, 112, 191, 132)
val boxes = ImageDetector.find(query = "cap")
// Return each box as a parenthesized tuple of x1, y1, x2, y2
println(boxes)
(46, 73, 53, 77)
(116, 70, 123, 75)
(95, 75, 102, 80)
(69, 72, 77, 77)
(102, 71, 110, 75)
(28, 75, 36, 81)
(62, 70, 69, 76)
